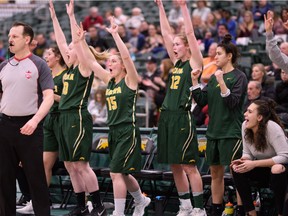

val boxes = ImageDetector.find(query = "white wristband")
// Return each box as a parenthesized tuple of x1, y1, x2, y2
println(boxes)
(189, 84, 201, 92)
(220, 88, 231, 97)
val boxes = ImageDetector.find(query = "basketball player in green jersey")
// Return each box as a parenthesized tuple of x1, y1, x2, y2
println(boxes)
(50, 1, 109, 215)
(155, 0, 206, 215)
(43, 45, 67, 187)
(69, 5, 151, 216)
(191, 35, 247, 216)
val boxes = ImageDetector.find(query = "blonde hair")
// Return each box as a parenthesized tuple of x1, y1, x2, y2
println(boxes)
(88, 46, 110, 61)
(175, 33, 191, 55)
(176, 33, 189, 47)
(253, 63, 266, 76)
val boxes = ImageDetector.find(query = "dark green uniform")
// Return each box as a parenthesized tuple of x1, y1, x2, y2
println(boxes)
(106, 78, 141, 173)
(43, 69, 66, 151)
(158, 60, 199, 164)
(192, 68, 247, 165)
(58, 66, 93, 162)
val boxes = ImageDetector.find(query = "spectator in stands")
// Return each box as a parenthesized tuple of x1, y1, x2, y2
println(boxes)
(125, 7, 145, 30)
(127, 24, 146, 55)
(272, 9, 288, 35)
(191, 34, 247, 216)
(204, 23, 235, 53)
(168, 0, 183, 28)
(0, 40, 6, 62)
(139, 20, 149, 37)
(201, 42, 217, 84)
(102, 9, 113, 27)
(280, 42, 288, 56)
(204, 12, 217, 37)
(97, 9, 113, 38)
(237, 0, 254, 23)
(139, 56, 161, 127)
(217, 8, 237, 39)
(88, 87, 108, 127)
(154, 58, 173, 114)
(231, 99, 288, 216)
(265, 10, 288, 74)
(50, 1, 108, 215)
(243, 80, 268, 112)
(86, 25, 109, 52)
(141, 23, 165, 54)
(34, 32, 50, 58)
(192, 15, 206, 40)
(251, 63, 275, 100)
(155, 0, 206, 215)
(237, 10, 259, 41)
(82, 6, 103, 31)
(252, 0, 273, 21)
(114, 6, 128, 25)
(72, 12, 151, 216)
(192, 0, 211, 22)
(48, 31, 56, 45)
(117, 24, 130, 44)
(275, 69, 288, 113)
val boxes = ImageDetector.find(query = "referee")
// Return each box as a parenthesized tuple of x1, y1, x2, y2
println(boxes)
(0, 22, 54, 216)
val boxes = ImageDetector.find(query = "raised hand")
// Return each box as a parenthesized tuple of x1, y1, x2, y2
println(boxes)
(176, 0, 186, 6)
(214, 69, 224, 84)
(74, 22, 86, 43)
(191, 68, 202, 84)
(264, 10, 274, 33)
(106, 16, 118, 34)
(49, 0, 56, 20)
(66, 0, 74, 17)
(154, 0, 163, 7)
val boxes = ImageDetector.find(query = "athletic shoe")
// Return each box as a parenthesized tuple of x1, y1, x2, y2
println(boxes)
(16, 200, 34, 214)
(65, 205, 90, 216)
(132, 196, 151, 216)
(16, 195, 30, 209)
(90, 204, 107, 216)
(176, 205, 193, 216)
(192, 208, 207, 216)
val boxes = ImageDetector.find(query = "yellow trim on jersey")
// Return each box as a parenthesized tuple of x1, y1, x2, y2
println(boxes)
(132, 89, 138, 126)
(181, 112, 194, 161)
(53, 69, 66, 78)
(124, 127, 137, 167)
(72, 78, 91, 158)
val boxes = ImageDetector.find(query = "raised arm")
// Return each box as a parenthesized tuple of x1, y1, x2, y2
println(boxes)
(155, 0, 176, 63)
(265, 11, 288, 73)
(106, 16, 138, 90)
(67, 0, 110, 83)
(49, 0, 70, 67)
(67, 0, 91, 77)
(178, 0, 203, 70)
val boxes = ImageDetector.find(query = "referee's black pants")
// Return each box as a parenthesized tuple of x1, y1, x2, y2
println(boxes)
(0, 114, 50, 216)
